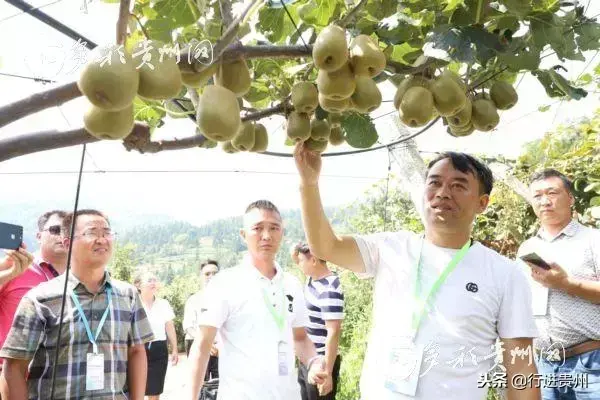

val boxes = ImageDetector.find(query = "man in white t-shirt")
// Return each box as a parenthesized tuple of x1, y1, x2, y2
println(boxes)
(294, 145, 541, 400)
(186, 200, 328, 400)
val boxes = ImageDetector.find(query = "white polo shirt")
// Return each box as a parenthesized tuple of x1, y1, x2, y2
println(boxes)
(198, 255, 309, 400)
(354, 230, 538, 400)
(143, 297, 175, 342)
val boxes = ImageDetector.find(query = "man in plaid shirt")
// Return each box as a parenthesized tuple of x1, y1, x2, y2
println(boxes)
(0, 209, 155, 400)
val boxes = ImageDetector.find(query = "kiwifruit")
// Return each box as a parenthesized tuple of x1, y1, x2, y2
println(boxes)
(304, 137, 328, 153)
(133, 40, 183, 100)
(312, 25, 348, 72)
(328, 126, 345, 145)
(291, 82, 319, 114)
(349, 35, 386, 78)
(77, 44, 139, 111)
(490, 80, 518, 110)
(393, 75, 430, 110)
(429, 73, 467, 116)
(250, 123, 269, 152)
(318, 94, 349, 113)
(471, 96, 500, 132)
(215, 58, 252, 97)
(310, 118, 331, 142)
(232, 121, 256, 151)
(287, 111, 311, 142)
(316, 63, 356, 100)
(221, 141, 239, 154)
(351, 75, 382, 113)
(180, 63, 218, 88)
(196, 85, 241, 142)
(84, 102, 134, 140)
(447, 97, 472, 128)
(398, 86, 435, 127)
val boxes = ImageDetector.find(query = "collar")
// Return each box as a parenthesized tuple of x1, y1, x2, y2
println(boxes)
(66, 270, 112, 294)
(536, 219, 580, 242)
(241, 253, 284, 284)
(32, 254, 60, 278)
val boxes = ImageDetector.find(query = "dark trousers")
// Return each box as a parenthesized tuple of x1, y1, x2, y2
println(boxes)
(298, 354, 341, 400)
(186, 339, 219, 381)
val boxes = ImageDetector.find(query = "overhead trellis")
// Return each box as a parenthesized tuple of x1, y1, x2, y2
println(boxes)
(0, 0, 599, 163)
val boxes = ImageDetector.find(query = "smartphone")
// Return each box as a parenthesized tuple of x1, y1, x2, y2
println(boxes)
(520, 252, 551, 270)
(0, 222, 23, 250)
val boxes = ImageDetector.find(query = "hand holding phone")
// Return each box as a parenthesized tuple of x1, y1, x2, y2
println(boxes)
(520, 252, 552, 270)
(0, 222, 23, 250)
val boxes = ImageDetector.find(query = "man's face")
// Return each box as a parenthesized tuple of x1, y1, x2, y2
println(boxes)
(37, 213, 66, 259)
(240, 208, 283, 260)
(201, 264, 218, 286)
(139, 274, 159, 294)
(296, 252, 316, 276)
(66, 214, 114, 268)
(423, 158, 489, 233)
(530, 176, 574, 226)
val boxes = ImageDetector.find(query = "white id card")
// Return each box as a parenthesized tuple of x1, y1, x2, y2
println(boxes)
(278, 341, 288, 376)
(86, 353, 105, 391)
(384, 340, 424, 396)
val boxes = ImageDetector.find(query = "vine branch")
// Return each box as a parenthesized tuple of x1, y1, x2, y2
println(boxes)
(116, 0, 132, 46)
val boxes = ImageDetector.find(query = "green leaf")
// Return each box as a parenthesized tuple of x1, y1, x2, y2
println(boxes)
(530, 12, 584, 61)
(533, 69, 588, 100)
(388, 42, 422, 65)
(590, 196, 600, 207)
(577, 73, 593, 86)
(443, 0, 465, 12)
(497, 44, 541, 71)
(258, 7, 298, 43)
(584, 182, 600, 193)
(424, 25, 505, 65)
(294, 0, 337, 27)
(532, 0, 560, 12)
(365, 0, 398, 20)
(575, 21, 600, 52)
(538, 104, 551, 112)
(376, 19, 421, 45)
(243, 82, 271, 104)
(499, 0, 532, 18)
(101, 0, 120, 3)
(133, 97, 166, 131)
(341, 113, 378, 149)
(252, 59, 282, 78)
(145, 18, 175, 42)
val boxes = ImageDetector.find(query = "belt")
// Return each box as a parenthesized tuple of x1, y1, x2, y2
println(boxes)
(562, 339, 600, 361)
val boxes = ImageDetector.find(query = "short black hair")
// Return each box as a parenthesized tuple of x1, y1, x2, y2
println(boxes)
(200, 259, 219, 271)
(294, 243, 325, 264)
(529, 168, 573, 194)
(426, 152, 494, 195)
(245, 199, 281, 216)
(62, 209, 110, 238)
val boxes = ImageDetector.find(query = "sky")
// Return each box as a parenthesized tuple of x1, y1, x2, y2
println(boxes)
(0, 0, 599, 228)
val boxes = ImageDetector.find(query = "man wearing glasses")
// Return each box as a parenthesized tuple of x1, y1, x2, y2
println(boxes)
(0, 209, 155, 400)
(0, 210, 68, 379)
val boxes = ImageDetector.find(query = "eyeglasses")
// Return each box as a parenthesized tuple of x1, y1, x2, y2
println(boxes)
(74, 230, 117, 240)
(42, 225, 61, 235)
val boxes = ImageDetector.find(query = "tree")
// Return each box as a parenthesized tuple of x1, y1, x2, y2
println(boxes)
(108, 242, 138, 282)
(1, 0, 598, 162)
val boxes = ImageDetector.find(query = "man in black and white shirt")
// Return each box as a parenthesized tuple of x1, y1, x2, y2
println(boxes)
(293, 243, 344, 400)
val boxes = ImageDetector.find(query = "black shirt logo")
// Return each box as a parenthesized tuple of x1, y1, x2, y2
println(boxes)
(465, 282, 478, 293)
(286, 294, 294, 312)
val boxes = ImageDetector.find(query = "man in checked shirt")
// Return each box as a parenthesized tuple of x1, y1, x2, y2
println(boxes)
(518, 169, 600, 399)
(0, 209, 155, 400)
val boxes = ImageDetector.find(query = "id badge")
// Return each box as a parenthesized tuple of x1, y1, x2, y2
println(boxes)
(278, 341, 288, 376)
(384, 339, 424, 397)
(86, 352, 105, 391)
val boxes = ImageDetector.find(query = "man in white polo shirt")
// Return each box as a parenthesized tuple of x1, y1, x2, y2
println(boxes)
(517, 169, 600, 399)
(186, 200, 328, 400)
(294, 145, 541, 400)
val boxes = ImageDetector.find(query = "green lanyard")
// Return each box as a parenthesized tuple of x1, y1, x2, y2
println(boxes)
(261, 286, 286, 332)
(411, 237, 471, 338)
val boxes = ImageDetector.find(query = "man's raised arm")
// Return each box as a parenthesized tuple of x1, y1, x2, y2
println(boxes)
(294, 143, 365, 273)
